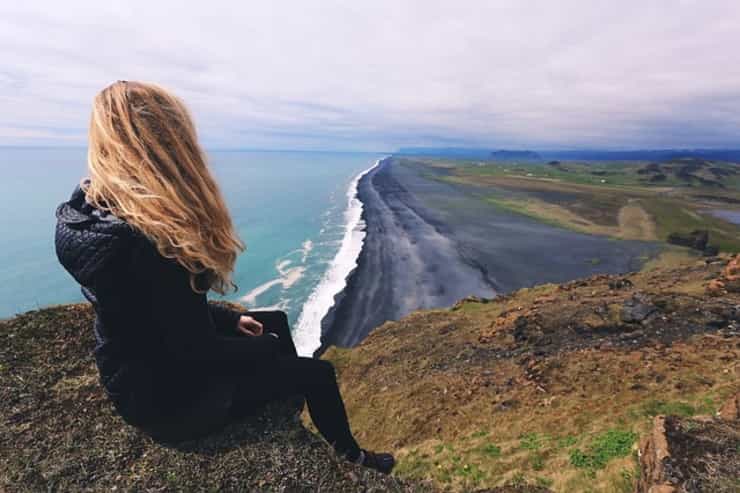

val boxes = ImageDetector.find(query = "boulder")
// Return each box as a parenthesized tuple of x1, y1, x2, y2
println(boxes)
(621, 294, 657, 323)
(718, 392, 739, 421)
(666, 230, 709, 251)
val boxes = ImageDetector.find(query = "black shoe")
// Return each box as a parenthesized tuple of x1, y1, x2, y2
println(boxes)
(358, 449, 395, 474)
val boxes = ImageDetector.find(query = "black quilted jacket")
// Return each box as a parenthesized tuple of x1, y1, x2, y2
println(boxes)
(54, 184, 280, 422)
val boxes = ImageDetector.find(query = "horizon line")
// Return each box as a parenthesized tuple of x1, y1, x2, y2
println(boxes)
(4, 144, 740, 153)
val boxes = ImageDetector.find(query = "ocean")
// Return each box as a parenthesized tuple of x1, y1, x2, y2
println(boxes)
(0, 147, 382, 355)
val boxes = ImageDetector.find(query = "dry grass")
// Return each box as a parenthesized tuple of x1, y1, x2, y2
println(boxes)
(328, 255, 740, 492)
(0, 304, 428, 492)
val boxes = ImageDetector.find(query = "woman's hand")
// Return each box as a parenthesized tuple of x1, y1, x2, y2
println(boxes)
(237, 315, 264, 336)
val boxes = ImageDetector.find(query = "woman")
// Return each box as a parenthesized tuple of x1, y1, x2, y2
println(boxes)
(54, 81, 394, 474)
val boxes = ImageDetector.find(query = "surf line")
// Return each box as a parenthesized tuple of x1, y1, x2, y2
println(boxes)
(293, 158, 385, 357)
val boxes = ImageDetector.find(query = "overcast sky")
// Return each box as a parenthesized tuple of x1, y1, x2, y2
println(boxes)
(1, 1, 739, 151)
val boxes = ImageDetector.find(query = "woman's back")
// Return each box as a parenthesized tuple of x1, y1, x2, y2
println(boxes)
(55, 183, 276, 426)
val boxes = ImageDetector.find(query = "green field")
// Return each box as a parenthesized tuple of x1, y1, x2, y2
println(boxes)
(401, 156, 740, 253)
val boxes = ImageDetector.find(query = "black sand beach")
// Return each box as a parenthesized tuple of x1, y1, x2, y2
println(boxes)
(318, 158, 658, 352)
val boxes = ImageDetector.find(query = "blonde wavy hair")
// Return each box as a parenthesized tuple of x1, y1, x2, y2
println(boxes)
(83, 80, 245, 294)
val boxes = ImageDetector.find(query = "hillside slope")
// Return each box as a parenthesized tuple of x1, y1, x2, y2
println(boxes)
(2, 255, 738, 492)
(326, 254, 739, 491)
(0, 304, 428, 492)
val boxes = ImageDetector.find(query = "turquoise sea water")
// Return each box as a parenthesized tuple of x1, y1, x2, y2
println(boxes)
(0, 148, 381, 354)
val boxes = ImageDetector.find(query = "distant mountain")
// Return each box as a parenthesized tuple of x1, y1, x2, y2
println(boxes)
(539, 149, 740, 162)
(396, 147, 740, 162)
(396, 147, 542, 160)
(489, 150, 541, 161)
(396, 147, 493, 158)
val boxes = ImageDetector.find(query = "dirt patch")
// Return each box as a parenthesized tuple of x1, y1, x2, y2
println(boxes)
(617, 203, 658, 241)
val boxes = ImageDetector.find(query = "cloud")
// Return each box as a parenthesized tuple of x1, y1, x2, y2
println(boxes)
(1, 0, 739, 150)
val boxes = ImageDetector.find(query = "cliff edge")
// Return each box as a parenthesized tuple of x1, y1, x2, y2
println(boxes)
(2, 254, 738, 492)
(326, 254, 739, 492)
(0, 304, 427, 492)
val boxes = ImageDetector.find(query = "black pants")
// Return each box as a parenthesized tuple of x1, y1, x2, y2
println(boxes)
(141, 310, 360, 457)
(229, 310, 360, 456)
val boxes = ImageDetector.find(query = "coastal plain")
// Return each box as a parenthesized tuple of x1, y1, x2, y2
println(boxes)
(321, 155, 740, 350)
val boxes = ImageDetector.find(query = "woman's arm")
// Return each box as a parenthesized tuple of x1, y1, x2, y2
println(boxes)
(134, 240, 280, 363)
(208, 302, 243, 334)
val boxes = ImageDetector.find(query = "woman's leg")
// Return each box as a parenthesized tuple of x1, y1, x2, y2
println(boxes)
(231, 356, 361, 458)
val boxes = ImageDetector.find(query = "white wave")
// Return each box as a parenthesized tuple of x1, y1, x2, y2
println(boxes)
(293, 158, 384, 356)
(249, 300, 290, 312)
(301, 239, 314, 263)
(241, 261, 306, 306)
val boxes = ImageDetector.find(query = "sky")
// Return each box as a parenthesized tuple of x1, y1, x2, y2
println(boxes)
(1, 1, 739, 151)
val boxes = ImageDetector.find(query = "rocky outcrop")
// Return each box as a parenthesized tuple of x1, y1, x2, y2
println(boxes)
(667, 230, 718, 256)
(637, 393, 740, 493)
(637, 417, 673, 493)
(707, 254, 740, 295)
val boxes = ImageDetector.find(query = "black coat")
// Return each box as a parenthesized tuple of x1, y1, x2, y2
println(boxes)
(54, 185, 280, 424)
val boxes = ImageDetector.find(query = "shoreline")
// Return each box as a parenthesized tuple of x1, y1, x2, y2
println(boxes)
(317, 157, 660, 355)
(316, 157, 498, 354)
(293, 159, 382, 357)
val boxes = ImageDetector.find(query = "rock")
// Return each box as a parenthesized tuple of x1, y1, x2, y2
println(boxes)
(717, 392, 739, 421)
(452, 295, 490, 310)
(638, 413, 740, 492)
(666, 230, 709, 251)
(513, 316, 528, 342)
(706, 279, 726, 296)
(724, 255, 740, 280)
(608, 278, 634, 290)
(725, 278, 740, 293)
(637, 416, 673, 493)
(702, 245, 719, 257)
(621, 295, 657, 323)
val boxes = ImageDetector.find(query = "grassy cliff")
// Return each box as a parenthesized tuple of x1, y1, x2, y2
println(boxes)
(0, 304, 428, 492)
(2, 254, 738, 492)
(325, 253, 739, 491)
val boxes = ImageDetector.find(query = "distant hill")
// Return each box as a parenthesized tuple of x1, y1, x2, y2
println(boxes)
(539, 149, 740, 162)
(395, 148, 542, 160)
(490, 150, 541, 161)
(396, 147, 493, 158)
(636, 157, 738, 187)
(396, 147, 740, 162)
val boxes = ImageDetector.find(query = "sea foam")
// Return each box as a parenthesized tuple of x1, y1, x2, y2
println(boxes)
(241, 258, 305, 307)
(293, 159, 382, 356)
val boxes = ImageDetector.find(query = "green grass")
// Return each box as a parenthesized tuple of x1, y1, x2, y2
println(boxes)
(640, 198, 740, 252)
(478, 443, 502, 458)
(519, 432, 544, 451)
(484, 195, 571, 229)
(475, 164, 740, 252)
(531, 453, 545, 471)
(569, 429, 638, 472)
(638, 396, 717, 418)
(641, 399, 697, 417)
(556, 435, 579, 449)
